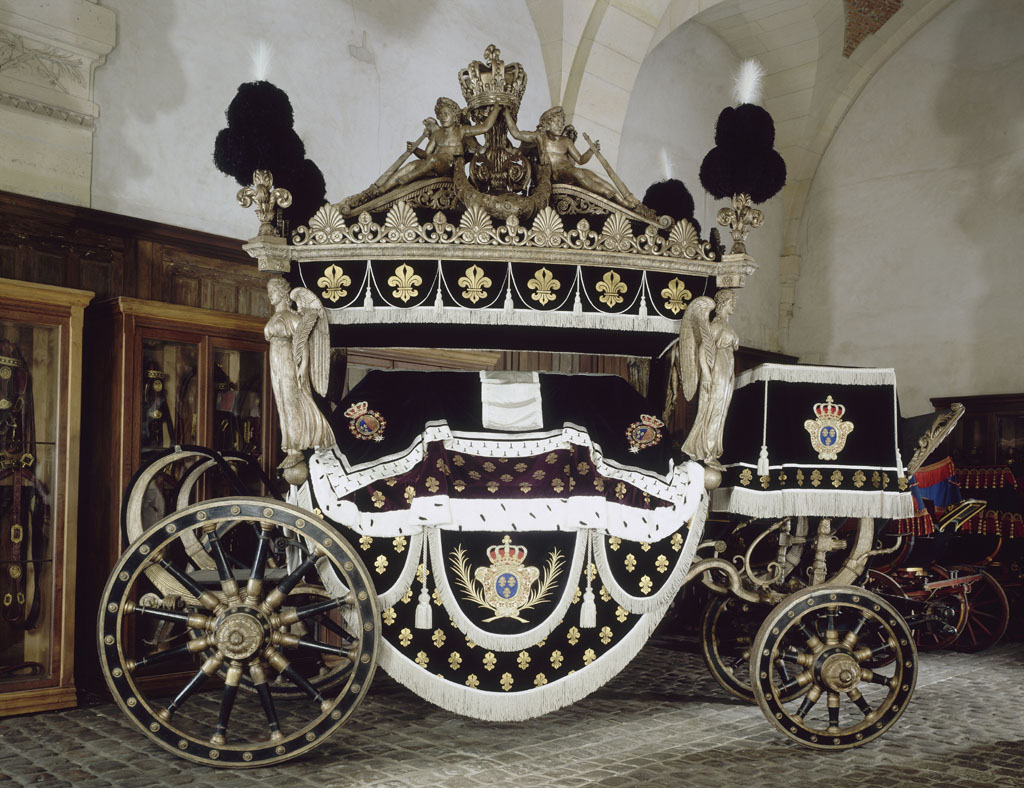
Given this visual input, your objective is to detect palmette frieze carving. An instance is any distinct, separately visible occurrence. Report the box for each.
[292,199,718,262]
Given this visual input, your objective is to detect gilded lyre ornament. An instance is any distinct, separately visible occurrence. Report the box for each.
[317,264,351,303]
[596,270,627,308]
[804,396,854,460]
[388,263,423,302]
[458,265,491,304]
[528,267,560,305]
[238,169,292,237]
[717,193,764,255]
[661,278,691,315]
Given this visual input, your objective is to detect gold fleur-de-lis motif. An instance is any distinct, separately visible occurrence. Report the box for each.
[371,491,385,509]
[599,585,611,602]
[425,476,440,493]
[405,486,416,504]
[655,555,669,574]
[583,648,596,665]
[517,651,531,670]
[740,468,753,486]
[533,673,548,687]
[317,264,351,303]
[596,270,627,308]
[398,628,413,647]
[853,470,866,488]
[458,264,492,304]
[660,277,691,315]
[624,554,637,572]
[872,471,881,489]
[388,263,422,302]
[415,651,428,668]
[374,555,388,574]
[796,469,805,486]
[550,650,564,669]
[831,470,844,488]
[483,651,497,671]
[811,469,823,487]
[567,626,580,646]
[465,674,480,688]
[401,588,413,605]
[616,605,628,622]
[432,629,445,648]
[640,541,651,553]
[500,672,514,691]
[671,533,682,552]
[639,575,653,594]
[528,267,561,305]
[393,536,407,552]
[608,536,622,551]
[449,651,462,670]
[359,535,373,550]
[382,607,396,625]
[599,626,613,645]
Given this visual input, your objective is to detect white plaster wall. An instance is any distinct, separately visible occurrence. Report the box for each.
[617,20,785,353]
[90,0,547,240]
[787,0,1024,415]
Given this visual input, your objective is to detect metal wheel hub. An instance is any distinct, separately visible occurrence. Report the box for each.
[817,650,860,693]
[213,608,267,661]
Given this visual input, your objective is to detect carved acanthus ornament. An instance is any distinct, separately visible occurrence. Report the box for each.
[238,170,293,238]
[717,193,764,255]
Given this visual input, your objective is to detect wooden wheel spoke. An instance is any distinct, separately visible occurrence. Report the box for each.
[847,687,873,716]
[130,603,209,630]
[250,662,283,740]
[212,663,244,745]
[263,552,320,613]
[165,653,223,716]
[158,558,221,611]
[795,687,821,719]
[132,642,194,670]
[245,524,275,601]
[266,647,328,706]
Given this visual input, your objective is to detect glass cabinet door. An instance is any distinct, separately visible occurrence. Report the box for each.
[212,347,264,459]
[0,319,58,685]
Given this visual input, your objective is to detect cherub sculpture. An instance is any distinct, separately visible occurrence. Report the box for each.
[504,106,640,209]
[340,97,500,212]
[265,277,334,484]
[677,289,739,467]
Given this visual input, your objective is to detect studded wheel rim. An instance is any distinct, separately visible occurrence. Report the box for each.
[750,586,917,750]
[98,498,378,767]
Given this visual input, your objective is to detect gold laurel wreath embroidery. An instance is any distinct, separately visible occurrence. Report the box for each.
[449,545,565,622]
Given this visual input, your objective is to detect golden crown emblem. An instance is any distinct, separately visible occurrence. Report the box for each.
[458,45,527,113]
[812,396,846,420]
[486,534,529,567]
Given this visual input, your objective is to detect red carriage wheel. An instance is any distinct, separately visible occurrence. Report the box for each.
[952,569,1010,652]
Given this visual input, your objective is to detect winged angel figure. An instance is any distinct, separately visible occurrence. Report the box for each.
[675,289,739,467]
[265,278,335,480]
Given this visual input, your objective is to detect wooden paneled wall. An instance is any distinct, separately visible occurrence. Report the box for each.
[0,190,268,316]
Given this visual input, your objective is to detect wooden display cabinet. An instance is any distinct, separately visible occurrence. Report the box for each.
[931,393,1024,469]
[0,278,92,716]
[75,298,277,690]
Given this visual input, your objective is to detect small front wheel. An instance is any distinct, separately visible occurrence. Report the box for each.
[750,586,916,749]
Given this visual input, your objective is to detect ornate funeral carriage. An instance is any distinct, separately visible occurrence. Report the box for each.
[96,46,960,766]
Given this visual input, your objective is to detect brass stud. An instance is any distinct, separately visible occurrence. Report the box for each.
[231,505,241,515]
[357,591,367,601]
[305,732,316,742]
[360,654,370,664]
[209,750,219,759]
[104,635,115,645]
[149,722,160,732]
[351,683,361,693]
[112,668,123,678]
[197,511,207,521]
[275,745,286,755]
[166,524,177,534]
[363,622,373,632]
[118,572,129,582]
[295,519,305,528]
[345,561,354,571]
[139,545,150,555]
[243,752,253,762]
[264,508,275,518]
[126,697,137,707]
[178,740,189,750]
[324,538,334,547]
[107,603,118,613]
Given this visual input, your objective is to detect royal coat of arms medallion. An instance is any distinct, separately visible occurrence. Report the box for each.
[345,400,387,441]
[626,414,664,453]
[803,395,854,460]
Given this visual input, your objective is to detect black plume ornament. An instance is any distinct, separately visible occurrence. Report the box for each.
[643,179,701,235]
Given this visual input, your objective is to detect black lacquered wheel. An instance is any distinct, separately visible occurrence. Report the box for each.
[98,498,378,767]
[750,586,917,750]
[700,595,770,703]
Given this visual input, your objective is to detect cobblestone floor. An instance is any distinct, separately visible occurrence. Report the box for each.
[1,639,1022,788]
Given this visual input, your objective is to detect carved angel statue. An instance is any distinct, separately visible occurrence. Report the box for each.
[265,278,335,481]
[677,289,739,467]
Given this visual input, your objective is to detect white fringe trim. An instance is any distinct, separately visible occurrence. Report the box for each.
[593,491,707,615]
[376,605,668,722]
[711,486,913,519]
[324,302,677,336]
[426,528,588,652]
[734,364,897,390]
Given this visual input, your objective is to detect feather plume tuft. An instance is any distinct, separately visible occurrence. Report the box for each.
[732,58,765,105]
[249,40,273,81]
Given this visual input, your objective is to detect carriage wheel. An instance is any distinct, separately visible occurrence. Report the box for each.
[98,498,378,767]
[700,595,762,702]
[916,565,968,651]
[952,569,1010,652]
[750,586,917,749]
